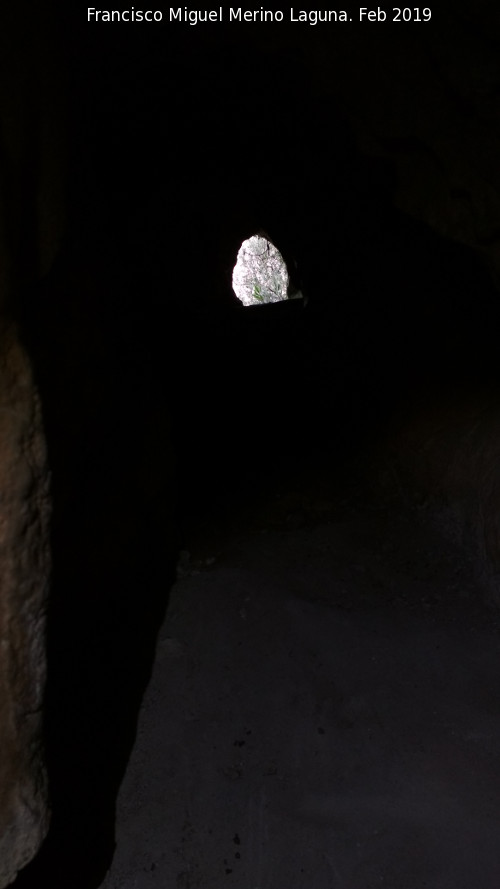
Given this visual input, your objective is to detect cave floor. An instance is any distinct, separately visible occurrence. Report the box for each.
[100,464,500,889]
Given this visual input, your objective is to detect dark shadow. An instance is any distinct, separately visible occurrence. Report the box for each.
[13,251,180,889]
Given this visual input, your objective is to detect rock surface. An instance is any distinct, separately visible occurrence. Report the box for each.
[0,323,51,889]
[99,472,500,889]
[0,4,64,882]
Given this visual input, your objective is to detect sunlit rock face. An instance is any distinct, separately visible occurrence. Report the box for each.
[232,235,289,306]
[0,323,51,888]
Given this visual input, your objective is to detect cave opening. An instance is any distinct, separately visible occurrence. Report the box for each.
[231,233,300,306]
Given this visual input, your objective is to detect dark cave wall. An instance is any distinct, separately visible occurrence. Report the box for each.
[0,322,51,889]
[0,4,66,886]
[6,5,500,887]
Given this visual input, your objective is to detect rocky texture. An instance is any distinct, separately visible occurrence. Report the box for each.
[0,4,65,883]
[100,469,500,889]
[0,322,51,889]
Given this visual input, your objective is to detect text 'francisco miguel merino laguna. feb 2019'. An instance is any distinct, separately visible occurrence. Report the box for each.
[87,8,433,24]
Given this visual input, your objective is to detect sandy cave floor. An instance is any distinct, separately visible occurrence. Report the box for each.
[99,469,500,889]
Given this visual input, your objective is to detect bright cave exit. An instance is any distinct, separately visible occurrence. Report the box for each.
[232,234,293,306]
